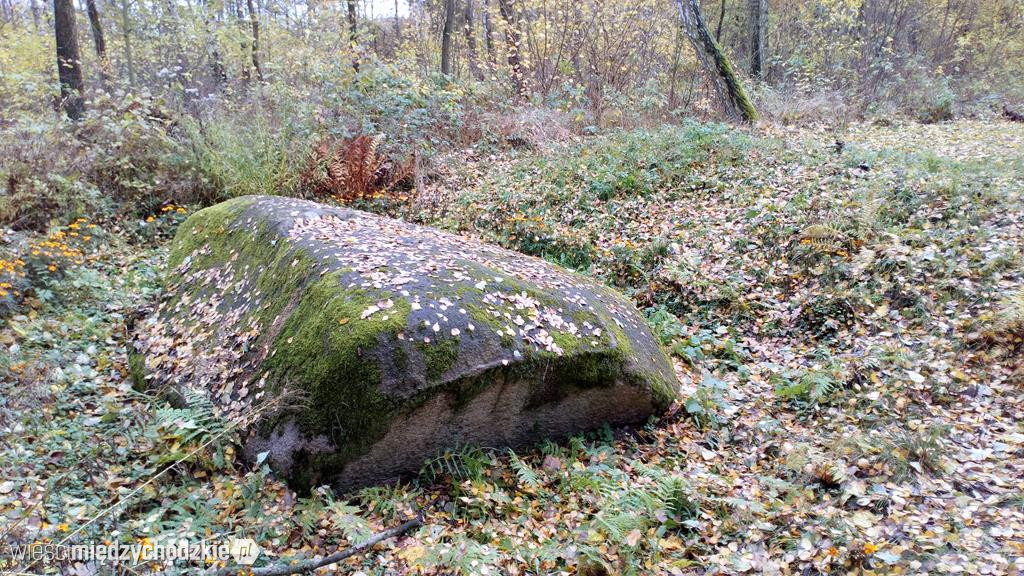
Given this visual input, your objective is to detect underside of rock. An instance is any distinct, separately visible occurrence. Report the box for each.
[131,195,678,491]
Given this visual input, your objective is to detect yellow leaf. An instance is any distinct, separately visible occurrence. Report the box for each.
[399,545,426,566]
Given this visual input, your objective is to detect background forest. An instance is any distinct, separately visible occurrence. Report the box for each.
[1,1,1023,575]
[1,0,1023,228]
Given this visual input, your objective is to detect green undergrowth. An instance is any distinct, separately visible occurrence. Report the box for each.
[5,120,1022,575]
[453,122,758,275]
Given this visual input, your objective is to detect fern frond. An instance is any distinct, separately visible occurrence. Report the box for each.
[799,224,845,253]
[994,287,1024,336]
[329,502,373,543]
[420,446,489,482]
[858,191,884,232]
[507,449,540,489]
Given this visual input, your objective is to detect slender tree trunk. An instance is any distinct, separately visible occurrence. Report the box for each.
[440,0,454,75]
[496,0,524,99]
[463,0,482,79]
[747,0,764,79]
[667,26,683,107]
[30,0,42,33]
[84,0,110,86]
[120,0,136,86]
[54,0,85,119]
[246,0,263,81]
[163,0,191,101]
[393,0,400,42]
[235,0,251,82]
[203,0,227,90]
[347,0,359,71]
[715,0,725,42]
[483,0,495,69]
[675,0,756,122]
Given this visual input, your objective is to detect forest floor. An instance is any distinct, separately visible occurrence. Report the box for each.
[1,119,1022,576]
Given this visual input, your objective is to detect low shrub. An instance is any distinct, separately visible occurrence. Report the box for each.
[0,95,212,231]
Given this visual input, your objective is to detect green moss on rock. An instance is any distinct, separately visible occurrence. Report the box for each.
[168,196,256,270]
[261,271,411,465]
[136,195,679,492]
[417,337,460,383]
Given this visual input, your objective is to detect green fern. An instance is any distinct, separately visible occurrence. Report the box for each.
[507,449,541,489]
[418,538,499,574]
[148,388,232,467]
[328,502,373,543]
[420,445,491,483]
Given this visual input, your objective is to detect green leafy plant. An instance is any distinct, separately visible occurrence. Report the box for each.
[146,388,234,470]
[420,445,493,483]
[507,449,541,489]
[685,371,731,430]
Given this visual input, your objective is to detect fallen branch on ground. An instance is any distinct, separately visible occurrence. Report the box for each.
[203,514,424,576]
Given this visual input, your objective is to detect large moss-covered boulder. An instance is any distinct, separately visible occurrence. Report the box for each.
[131,195,677,491]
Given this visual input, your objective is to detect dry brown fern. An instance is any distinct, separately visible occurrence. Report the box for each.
[301,134,394,203]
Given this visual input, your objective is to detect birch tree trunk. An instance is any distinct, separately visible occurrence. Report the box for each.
[347,0,359,71]
[120,0,136,86]
[202,0,227,90]
[30,0,41,33]
[246,0,263,81]
[483,0,495,69]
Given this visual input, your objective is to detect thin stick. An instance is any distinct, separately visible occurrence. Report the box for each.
[203,515,423,576]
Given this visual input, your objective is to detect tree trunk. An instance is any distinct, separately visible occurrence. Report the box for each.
[675,0,756,122]
[483,0,495,69]
[84,0,110,86]
[54,0,85,120]
[347,0,358,71]
[393,0,400,42]
[496,0,524,99]
[235,0,251,82]
[203,0,227,90]
[667,26,684,107]
[747,0,764,79]
[120,0,136,86]
[714,0,725,42]
[30,0,41,33]
[440,0,454,75]
[463,0,482,79]
[163,0,191,102]
[246,0,263,81]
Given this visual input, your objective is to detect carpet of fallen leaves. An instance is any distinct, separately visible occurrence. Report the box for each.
[1,120,1022,576]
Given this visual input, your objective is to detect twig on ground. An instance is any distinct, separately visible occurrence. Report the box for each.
[202,511,425,576]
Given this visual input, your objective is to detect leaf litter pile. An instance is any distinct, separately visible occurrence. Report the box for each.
[1,120,1022,575]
